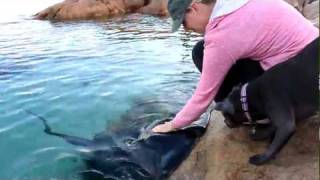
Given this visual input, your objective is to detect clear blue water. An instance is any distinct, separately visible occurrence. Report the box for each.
[0,1,202,179]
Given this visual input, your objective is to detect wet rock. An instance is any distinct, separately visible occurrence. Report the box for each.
[170,112,319,180]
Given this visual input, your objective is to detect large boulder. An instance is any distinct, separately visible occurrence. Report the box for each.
[34,0,168,20]
[170,112,319,180]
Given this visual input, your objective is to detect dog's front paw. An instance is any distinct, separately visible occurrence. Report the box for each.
[249,154,270,165]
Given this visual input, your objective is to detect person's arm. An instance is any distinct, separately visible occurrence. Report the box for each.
[171,37,237,129]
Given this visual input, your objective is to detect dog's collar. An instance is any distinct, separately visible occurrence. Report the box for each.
[240,83,253,123]
[240,83,271,126]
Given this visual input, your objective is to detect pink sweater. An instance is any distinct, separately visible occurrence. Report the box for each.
[172,0,319,129]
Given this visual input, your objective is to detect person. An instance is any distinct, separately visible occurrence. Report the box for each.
[152,0,319,133]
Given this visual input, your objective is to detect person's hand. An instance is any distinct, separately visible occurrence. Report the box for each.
[152,121,176,133]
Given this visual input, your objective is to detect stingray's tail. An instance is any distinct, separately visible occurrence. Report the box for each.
[24,109,53,135]
[24,109,93,147]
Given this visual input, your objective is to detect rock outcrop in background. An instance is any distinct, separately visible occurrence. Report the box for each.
[170,1,319,179]
[286,0,319,27]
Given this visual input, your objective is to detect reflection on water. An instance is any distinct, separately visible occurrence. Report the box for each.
[0,0,203,179]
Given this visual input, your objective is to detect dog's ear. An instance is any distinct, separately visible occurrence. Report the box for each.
[214,101,235,114]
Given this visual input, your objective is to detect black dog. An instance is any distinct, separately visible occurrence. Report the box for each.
[214,38,319,165]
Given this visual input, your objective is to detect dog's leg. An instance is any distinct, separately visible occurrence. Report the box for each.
[249,106,296,165]
[249,124,276,141]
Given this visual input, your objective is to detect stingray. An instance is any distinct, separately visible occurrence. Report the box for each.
[25,107,210,180]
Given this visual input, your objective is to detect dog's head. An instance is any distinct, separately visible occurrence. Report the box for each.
[214,86,248,128]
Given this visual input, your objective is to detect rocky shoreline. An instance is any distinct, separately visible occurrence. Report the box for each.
[170,112,319,180]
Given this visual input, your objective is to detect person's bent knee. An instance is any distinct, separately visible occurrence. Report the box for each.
[192,40,204,73]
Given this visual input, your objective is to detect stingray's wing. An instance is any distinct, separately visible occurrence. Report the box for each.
[24,109,94,147]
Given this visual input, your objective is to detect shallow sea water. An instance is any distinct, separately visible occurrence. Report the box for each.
[0,1,202,179]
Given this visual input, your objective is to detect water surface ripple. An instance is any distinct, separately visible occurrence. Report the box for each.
[0,1,202,179]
